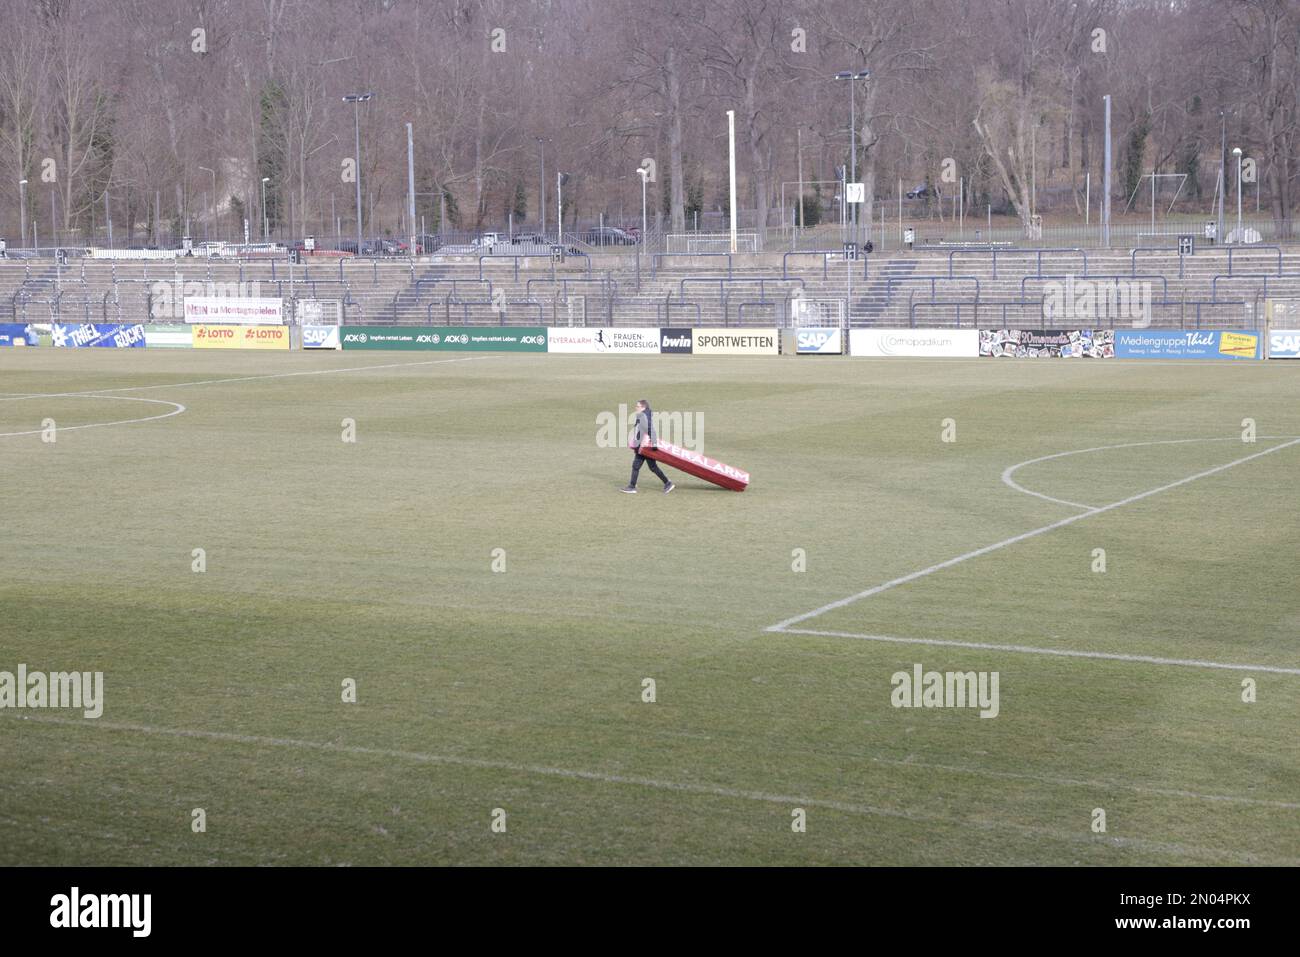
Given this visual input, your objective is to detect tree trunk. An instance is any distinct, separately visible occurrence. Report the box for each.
[666,45,686,233]
[744,66,767,241]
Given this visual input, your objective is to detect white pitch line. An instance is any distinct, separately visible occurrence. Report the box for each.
[0,354,493,401]
[769,437,1300,648]
[999,435,1276,511]
[863,755,1300,810]
[779,628,1300,676]
[0,394,187,438]
[0,716,1288,813]
[6,714,1290,863]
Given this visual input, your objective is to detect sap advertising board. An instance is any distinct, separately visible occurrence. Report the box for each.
[302,325,341,350]
[1269,330,1300,358]
[849,329,979,357]
[794,328,843,354]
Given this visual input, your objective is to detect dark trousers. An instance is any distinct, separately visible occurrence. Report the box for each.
[630,452,669,487]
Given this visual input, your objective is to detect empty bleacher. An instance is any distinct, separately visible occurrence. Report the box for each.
[2,244,1297,330]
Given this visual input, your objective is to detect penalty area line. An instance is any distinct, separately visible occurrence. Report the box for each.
[766,437,1300,675]
[775,628,1300,676]
[769,437,1300,634]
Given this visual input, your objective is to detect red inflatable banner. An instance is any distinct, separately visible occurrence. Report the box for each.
[639,439,750,492]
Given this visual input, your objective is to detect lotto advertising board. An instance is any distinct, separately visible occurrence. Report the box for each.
[191,324,291,350]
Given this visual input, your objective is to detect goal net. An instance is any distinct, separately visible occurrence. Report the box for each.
[295,298,343,325]
[1265,299,1300,325]
[667,232,762,254]
[788,297,844,327]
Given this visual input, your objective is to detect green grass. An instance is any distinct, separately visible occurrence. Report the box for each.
[1,349,1297,865]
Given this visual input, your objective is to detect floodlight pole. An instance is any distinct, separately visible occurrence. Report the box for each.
[1102,94,1112,248]
[727,110,737,254]
[537,138,545,236]
[637,168,648,247]
[850,79,856,245]
[834,71,870,247]
[406,123,417,256]
[343,92,374,253]
[1217,112,1227,243]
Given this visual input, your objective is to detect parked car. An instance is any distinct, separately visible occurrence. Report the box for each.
[511,232,547,246]
[581,226,636,246]
[906,184,935,199]
[473,232,503,250]
[414,234,442,254]
[332,238,403,256]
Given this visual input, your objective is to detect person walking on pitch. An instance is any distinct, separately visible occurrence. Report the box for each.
[621,398,674,494]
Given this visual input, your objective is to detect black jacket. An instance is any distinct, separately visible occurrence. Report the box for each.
[631,407,657,448]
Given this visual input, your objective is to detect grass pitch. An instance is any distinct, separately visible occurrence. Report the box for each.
[1,349,1297,865]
